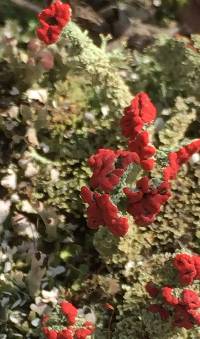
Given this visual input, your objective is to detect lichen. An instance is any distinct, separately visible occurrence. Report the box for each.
[93,220,151,266]
[2,8,200,338]
[133,35,200,105]
[158,96,198,148]
[152,163,200,251]
[113,253,200,339]
[63,22,132,114]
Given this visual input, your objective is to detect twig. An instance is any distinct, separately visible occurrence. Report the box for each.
[10,0,42,13]
[107,308,114,339]
[30,148,56,165]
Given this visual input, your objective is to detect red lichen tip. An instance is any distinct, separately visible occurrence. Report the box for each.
[36,0,71,45]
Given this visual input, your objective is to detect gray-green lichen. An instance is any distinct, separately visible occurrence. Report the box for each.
[114,312,200,339]
[2,13,200,339]
[63,22,132,114]
[133,35,200,105]
[153,163,200,251]
[158,96,198,148]
[93,220,151,265]
[113,253,200,339]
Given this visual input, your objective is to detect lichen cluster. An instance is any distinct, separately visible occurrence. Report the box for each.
[1,7,200,338]
[133,35,200,105]
[112,252,200,339]
[93,33,200,339]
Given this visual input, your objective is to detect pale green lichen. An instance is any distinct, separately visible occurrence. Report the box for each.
[113,253,200,338]
[152,163,200,251]
[94,161,200,268]
[158,96,198,148]
[93,218,152,265]
[133,35,200,105]
[63,22,132,114]
[2,12,200,339]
